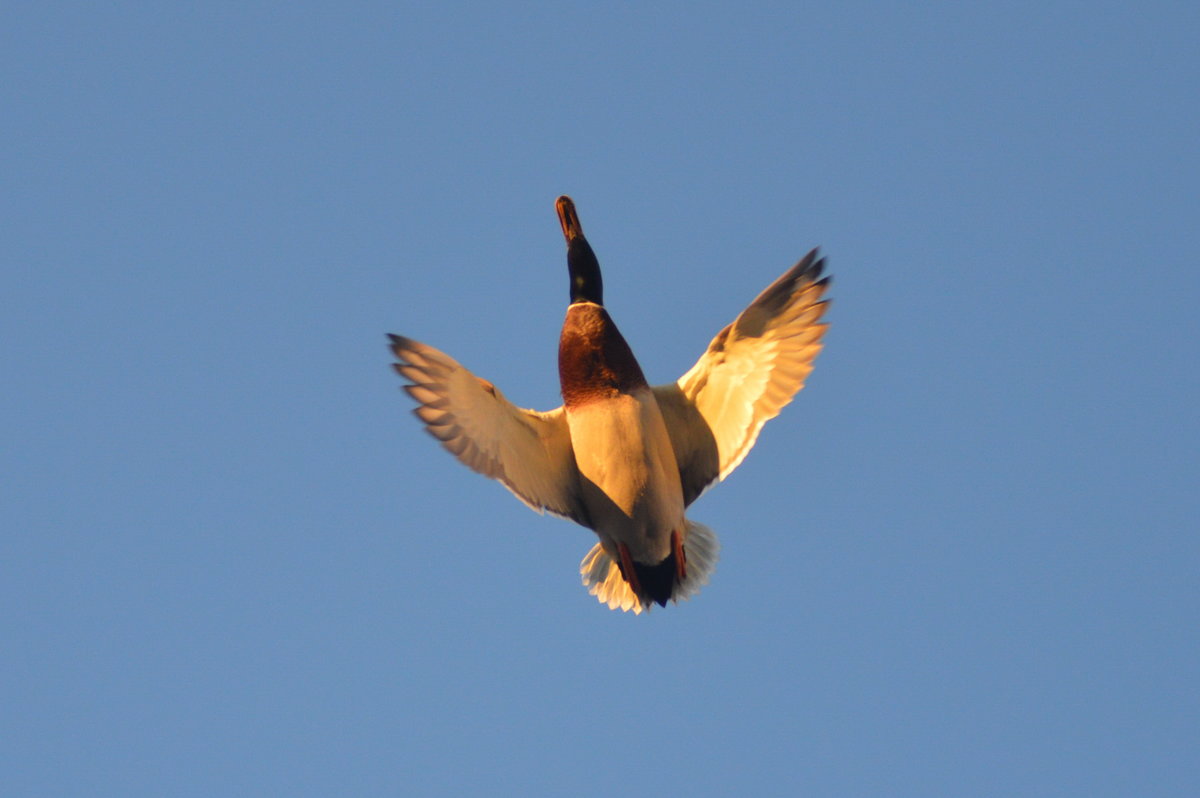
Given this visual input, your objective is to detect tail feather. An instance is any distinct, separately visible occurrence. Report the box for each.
[672,520,719,602]
[579,520,720,613]
[580,543,645,614]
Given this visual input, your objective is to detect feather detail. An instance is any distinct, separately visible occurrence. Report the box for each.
[655,250,831,505]
[579,520,720,613]
[389,335,588,524]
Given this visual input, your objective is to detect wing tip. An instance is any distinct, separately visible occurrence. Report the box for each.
[386,332,411,353]
[797,247,830,285]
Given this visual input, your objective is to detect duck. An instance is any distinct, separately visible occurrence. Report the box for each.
[389,196,830,614]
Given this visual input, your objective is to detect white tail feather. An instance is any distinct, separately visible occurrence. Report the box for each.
[674,519,719,602]
[579,519,720,613]
[579,543,645,614]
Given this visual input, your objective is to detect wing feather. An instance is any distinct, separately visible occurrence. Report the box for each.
[654,249,831,505]
[389,335,587,524]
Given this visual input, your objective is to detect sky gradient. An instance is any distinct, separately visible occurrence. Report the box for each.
[4,3,1198,796]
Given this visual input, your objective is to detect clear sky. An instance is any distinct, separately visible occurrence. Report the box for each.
[3,2,1197,796]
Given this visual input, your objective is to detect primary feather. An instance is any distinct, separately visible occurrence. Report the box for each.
[653,250,830,505]
[389,335,586,524]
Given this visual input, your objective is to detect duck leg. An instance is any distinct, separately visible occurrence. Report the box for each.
[671,528,687,582]
[616,542,643,598]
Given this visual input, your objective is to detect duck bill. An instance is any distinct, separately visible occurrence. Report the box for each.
[556,195,583,241]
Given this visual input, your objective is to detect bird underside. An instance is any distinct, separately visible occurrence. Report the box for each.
[580,519,720,614]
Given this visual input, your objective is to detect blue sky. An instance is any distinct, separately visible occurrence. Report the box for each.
[3,2,1197,795]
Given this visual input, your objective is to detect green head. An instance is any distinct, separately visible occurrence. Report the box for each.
[556,195,603,305]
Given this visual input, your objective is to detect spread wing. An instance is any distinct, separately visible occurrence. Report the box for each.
[389,335,587,525]
[653,249,830,506]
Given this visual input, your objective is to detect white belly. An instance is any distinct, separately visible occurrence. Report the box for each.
[565,388,685,562]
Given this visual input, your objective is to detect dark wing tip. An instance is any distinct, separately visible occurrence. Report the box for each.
[796,248,827,282]
[796,250,832,298]
[743,247,829,317]
[387,333,412,355]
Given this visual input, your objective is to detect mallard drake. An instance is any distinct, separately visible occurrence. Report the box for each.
[389,196,830,613]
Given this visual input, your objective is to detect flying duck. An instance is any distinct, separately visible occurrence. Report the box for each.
[389,196,830,613]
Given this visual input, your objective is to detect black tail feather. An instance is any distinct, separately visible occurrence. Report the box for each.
[630,553,678,608]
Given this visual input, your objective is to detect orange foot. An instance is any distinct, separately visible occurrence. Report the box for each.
[671,528,687,581]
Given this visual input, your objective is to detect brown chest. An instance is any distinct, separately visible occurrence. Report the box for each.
[558,303,649,408]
